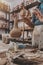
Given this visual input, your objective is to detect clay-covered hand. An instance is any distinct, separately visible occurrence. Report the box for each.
[33,8,43,22]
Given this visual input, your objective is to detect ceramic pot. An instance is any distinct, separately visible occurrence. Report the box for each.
[10,27,21,38]
[10,14,21,38]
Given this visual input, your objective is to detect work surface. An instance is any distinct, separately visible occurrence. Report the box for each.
[8,49,43,65]
[0,40,43,65]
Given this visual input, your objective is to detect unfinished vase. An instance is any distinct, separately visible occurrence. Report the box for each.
[10,14,21,38]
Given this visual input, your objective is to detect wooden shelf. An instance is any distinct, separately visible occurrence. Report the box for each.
[0,17,9,22]
[0,5,10,33]
[21,28,33,31]
[0,28,9,30]
[11,1,40,13]
[19,26,33,32]
[9,21,14,23]
[8,38,31,44]
[0,9,10,13]
[0,28,9,34]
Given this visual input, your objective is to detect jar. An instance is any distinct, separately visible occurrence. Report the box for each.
[10,14,21,38]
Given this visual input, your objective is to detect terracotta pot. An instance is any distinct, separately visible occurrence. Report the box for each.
[10,14,22,38]
[10,28,21,38]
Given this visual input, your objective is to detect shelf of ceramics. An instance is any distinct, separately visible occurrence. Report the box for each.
[0,2,10,13]
[0,22,9,29]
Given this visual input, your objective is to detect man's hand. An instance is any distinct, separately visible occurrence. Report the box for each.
[33,8,43,22]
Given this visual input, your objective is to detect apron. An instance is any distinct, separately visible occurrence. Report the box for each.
[32,25,43,49]
[32,3,43,49]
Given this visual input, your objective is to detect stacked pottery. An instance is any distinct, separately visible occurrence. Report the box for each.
[10,13,21,38]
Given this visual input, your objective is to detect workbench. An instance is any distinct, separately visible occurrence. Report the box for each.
[12,49,43,65]
[6,48,43,65]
